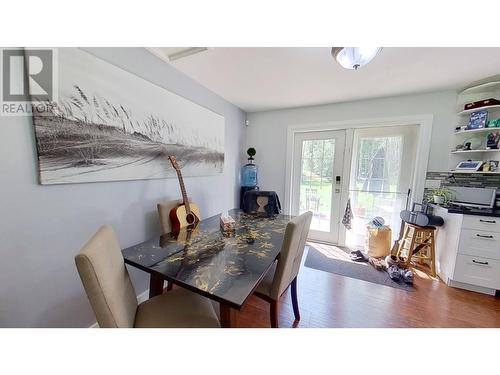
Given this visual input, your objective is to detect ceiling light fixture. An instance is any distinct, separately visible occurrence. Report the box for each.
[331,47,382,70]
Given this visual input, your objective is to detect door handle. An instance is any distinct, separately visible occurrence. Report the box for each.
[479,219,496,224]
[472,259,489,265]
[476,234,494,239]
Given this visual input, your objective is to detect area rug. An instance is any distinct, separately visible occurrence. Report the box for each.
[304,244,413,291]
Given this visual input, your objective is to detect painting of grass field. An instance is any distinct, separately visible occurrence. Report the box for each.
[31,48,224,185]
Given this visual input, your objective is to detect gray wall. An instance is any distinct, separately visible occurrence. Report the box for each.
[0,48,246,327]
[246,90,457,201]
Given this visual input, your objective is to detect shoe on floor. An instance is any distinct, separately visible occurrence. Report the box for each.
[350,250,368,262]
[369,257,386,270]
[400,268,414,284]
[387,265,401,281]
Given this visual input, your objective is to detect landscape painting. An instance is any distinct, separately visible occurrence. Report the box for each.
[30,48,225,185]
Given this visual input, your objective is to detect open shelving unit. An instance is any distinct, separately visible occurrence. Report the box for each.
[449,77,500,174]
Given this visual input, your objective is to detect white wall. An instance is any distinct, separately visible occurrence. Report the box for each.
[0,48,246,327]
[246,90,457,201]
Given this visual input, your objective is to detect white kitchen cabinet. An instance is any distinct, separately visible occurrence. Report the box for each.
[434,206,500,295]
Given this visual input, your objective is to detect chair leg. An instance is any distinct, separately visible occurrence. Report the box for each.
[270,300,279,328]
[291,277,300,321]
[166,281,173,291]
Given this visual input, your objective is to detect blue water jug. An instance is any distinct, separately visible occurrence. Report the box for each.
[241,159,258,187]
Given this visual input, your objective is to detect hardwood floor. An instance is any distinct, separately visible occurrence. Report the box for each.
[231,243,500,328]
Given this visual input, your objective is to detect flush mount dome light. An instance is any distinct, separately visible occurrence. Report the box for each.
[331,47,382,70]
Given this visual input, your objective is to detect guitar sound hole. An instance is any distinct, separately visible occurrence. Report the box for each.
[186,213,196,224]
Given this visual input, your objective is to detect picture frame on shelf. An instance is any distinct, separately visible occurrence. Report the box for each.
[467,110,488,130]
[454,160,483,171]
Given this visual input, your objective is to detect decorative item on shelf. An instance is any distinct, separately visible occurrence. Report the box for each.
[486,131,500,149]
[467,110,488,130]
[453,143,465,151]
[428,188,454,205]
[488,118,500,128]
[464,98,500,111]
[462,137,483,150]
[454,160,484,171]
[486,160,499,172]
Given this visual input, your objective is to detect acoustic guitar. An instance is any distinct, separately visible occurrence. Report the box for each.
[168,155,201,232]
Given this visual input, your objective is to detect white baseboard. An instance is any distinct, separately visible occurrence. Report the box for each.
[88,289,150,328]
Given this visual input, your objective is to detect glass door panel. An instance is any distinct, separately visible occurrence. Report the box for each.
[292,130,345,243]
[346,126,418,249]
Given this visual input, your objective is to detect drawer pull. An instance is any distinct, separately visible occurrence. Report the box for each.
[476,234,494,239]
[479,219,496,224]
[472,259,489,265]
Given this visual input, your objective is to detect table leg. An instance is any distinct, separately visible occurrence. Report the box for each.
[219,303,235,328]
[149,273,164,298]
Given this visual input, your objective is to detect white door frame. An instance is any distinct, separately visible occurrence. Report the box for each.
[284,114,434,246]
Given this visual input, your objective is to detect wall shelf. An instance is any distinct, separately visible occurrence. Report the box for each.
[449,170,500,175]
[459,80,500,95]
[457,104,500,115]
[450,149,500,154]
[453,127,500,135]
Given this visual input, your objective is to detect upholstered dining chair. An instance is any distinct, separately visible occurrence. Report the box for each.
[75,225,220,328]
[253,211,312,328]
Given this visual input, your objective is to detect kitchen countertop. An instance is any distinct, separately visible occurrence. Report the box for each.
[432,204,500,217]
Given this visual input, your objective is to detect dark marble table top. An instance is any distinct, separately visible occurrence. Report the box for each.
[122,209,294,309]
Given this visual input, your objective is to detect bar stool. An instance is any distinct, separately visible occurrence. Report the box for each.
[396,223,436,277]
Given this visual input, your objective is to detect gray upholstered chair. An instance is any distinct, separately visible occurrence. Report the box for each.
[75,225,220,328]
[253,211,312,328]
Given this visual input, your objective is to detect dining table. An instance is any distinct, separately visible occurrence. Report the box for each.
[122,208,294,327]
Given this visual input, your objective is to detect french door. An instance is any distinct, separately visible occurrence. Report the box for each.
[291,130,346,243]
[345,125,419,249]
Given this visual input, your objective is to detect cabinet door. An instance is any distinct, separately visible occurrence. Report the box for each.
[453,254,500,289]
[462,215,500,233]
[458,229,500,260]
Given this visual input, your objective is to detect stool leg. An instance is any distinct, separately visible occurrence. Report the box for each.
[429,232,436,277]
[406,232,416,268]
[396,224,408,260]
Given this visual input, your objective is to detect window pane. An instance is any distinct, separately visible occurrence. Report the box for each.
[299,139,335,232]
[347,134,405,249]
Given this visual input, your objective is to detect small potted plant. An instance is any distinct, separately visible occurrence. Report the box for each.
[430,187,453,205]
[247,147,256,160]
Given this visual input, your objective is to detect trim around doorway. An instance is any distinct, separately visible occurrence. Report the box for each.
[284,114,434,245]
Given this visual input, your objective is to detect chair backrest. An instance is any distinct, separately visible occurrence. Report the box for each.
[75,225,138,328]
[270,211,312,299]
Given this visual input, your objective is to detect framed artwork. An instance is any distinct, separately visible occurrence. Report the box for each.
[30,48,225,185]
[467,110,488,130]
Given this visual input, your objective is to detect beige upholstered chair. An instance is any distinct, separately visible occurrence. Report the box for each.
[157,200,177,235]
[254,211,312,328]
[75,225,220,328]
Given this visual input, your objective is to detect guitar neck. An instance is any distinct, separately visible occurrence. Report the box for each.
[175,169,191,214]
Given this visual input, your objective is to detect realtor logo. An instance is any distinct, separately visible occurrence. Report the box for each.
[1,48,58,115]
